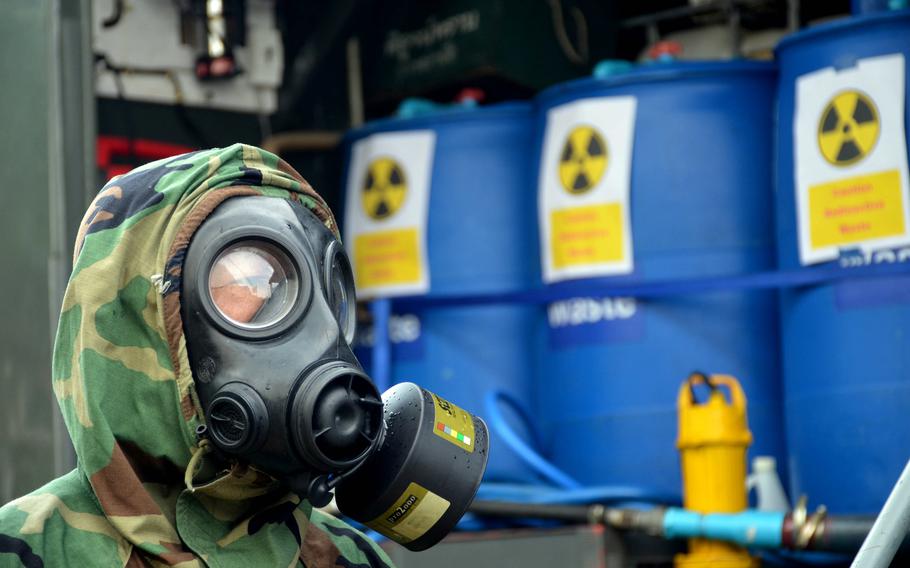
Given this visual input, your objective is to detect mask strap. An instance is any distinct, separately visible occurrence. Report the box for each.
[184,439,212,492]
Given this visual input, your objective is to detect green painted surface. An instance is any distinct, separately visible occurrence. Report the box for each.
[0,1,57,503]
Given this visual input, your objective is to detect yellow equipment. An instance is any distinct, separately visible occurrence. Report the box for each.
[676,373,758,568]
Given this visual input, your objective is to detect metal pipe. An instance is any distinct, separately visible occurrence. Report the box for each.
[345,37,364,127]
[852,459,910,568]
[469,500,605,524]
[609,504,910,555]
[803,516,886,554]
[468,499,910,558]
[259,131,343,155]
[812,516,910,556]
[727,0,742,58]
[787,0,801,33]
[621,1,728,28]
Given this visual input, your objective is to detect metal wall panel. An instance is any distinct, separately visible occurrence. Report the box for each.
[384,526,612,568]
[0,0,93,504]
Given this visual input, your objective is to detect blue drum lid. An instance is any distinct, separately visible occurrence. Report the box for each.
[775,9,910,57]
[536,60,776,108]
[344,101,533,142]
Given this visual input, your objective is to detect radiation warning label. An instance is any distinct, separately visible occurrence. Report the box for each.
[794,53,910,265]
[344,131,434,298]
[538,97,636,282]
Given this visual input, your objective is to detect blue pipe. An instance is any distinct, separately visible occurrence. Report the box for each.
[663,507,786,548]
[370,299,392,393]
[392,261,910,310]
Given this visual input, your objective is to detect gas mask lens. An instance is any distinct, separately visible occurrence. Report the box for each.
[208,240,299,329]
[324,243,356,343]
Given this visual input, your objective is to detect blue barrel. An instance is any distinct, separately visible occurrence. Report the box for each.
[852,0,908,14]
[535,62,786,497]
[343,103,539,483]
[776,11,910,514]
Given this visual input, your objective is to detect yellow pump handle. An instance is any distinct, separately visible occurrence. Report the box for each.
[678,372,747,411]
[677,372,752,449]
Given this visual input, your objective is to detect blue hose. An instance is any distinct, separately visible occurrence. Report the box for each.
[484,390,582,489]
[483,389,682,504]
[477,482,679,506]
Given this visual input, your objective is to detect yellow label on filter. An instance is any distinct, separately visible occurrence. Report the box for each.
[353,228,422,289]
[808,169,906,249]
[366,482,451,544]
[550,203,625,269]
[432,393,475,453]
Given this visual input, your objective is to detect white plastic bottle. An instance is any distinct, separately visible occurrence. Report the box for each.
[746,456,791,512]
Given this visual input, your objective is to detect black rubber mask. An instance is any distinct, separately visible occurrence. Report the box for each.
[182,196,488,551]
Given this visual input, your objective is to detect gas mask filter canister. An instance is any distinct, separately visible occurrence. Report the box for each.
[181,196,488,550]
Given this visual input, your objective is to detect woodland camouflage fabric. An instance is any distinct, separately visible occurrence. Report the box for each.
[0,144,395,568]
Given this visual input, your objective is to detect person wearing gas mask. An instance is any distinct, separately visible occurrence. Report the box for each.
[0,144,487,567]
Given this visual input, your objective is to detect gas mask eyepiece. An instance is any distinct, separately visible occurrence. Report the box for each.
[207,241,299,329]
[181,196,489,551]
[323,241,356,345]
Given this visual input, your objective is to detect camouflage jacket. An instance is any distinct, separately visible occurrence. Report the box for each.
[0,145,396,568]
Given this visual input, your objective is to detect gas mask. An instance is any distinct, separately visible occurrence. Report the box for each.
[181,196,488,550]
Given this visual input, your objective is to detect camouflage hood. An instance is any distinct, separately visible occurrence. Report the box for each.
[4,144,392,567]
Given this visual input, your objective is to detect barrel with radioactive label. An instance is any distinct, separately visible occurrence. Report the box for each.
[534,62,785,497]
[342,103,538,483]
[776,10,910,514]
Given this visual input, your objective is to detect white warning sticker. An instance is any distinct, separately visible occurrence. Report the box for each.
[538,97,637,283]
[343,131,435,298]
[794,53,910,265]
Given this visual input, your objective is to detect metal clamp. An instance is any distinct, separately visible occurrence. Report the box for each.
[792,495,828,549]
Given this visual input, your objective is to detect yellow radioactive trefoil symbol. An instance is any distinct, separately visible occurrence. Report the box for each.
[558,125,608,195]
[362,157,408,220]
[817,90,880,167]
